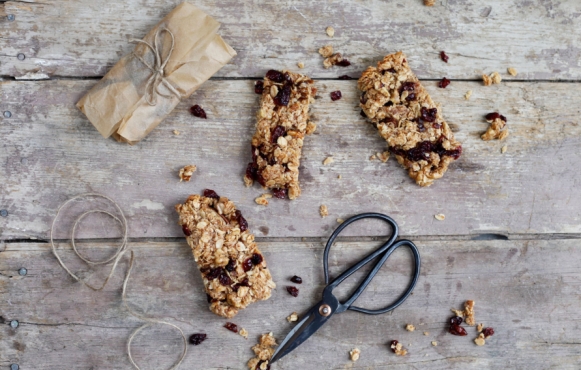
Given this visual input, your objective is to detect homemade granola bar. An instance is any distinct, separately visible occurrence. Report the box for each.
[175,190,276,318]
[358,52,462,186]
[244,70,317,199]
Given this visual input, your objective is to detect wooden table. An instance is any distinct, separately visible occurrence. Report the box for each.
[1,1,581,369]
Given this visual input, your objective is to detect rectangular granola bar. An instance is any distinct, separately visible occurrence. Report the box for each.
[358,52,462,186]
[175,190,276,318]
[244,70,317,199]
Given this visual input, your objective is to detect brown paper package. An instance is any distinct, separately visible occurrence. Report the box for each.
[77,2,237,144]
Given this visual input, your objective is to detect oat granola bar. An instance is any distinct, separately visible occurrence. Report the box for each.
[175,190,276,318]
[358,52,462,186]
[244,70,317,199]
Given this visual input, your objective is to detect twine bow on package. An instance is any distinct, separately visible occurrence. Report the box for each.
[77,2,236,144]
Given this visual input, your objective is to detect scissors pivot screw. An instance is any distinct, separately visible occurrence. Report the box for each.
[319,304,332,317]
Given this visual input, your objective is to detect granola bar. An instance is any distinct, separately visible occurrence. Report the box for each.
[244,70,317,199]
[175,191,276,318]
[358,51,462,187]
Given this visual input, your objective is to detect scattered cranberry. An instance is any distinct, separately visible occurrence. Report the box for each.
[421,107,438,122]
[255,361,271,370]
[251,253,263,265]
[449,324,468,336]
[482,327,495,338]
[338,75,352,80]
[336,59,351,67]
[287,286,299,297]
[182,224,192,236]
[440,51,449,63]
[235,210,248,232]
[485,112,507,122]
[203,189,220,199]
[255,80,264,94]
[389,340,399,353]
[450,316,463,326]
[438,77,451,88]
[271,125,286,144]
[246,162,259,181]
[190,105,207,119]
[500,114,507,122]
[290,275,302,284]
[189,333,207,345]
[272,188,287,199]
[274,84,291,106]
[265,70,285,83]
[224,322,238,333]
[330,91,342,101]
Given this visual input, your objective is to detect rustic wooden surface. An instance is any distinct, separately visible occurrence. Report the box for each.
[1,0,581,369]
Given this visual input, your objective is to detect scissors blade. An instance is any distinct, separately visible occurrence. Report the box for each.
[270,302,329,364]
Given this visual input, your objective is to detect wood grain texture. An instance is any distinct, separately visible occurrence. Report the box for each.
[1,239,580,369]
[2,79,581,240]
[1,0,581,80]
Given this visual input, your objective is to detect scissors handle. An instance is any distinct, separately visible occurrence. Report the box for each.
[322,213,421,315]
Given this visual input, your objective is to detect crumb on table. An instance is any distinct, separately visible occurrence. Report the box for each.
[508,67,518,76]
[326,26,335,37]
[406,324,415,332]
[320,204,329,217]
[323,156,334,165]
[255,194,272,206]
[287,312,298,322]
[349,348,360,361]
[178,165,197,182]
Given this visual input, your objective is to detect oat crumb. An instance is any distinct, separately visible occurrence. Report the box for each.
[508,67,518,76]
[173,129,180,135]
[349,348,360,362]
[464,300,476,326]
[337,174,342,179]
[319,204,329,218]
[434,213,445,221]
[501,145,508,154]
[255,194,272,206]
[323,156,334,165]
[405,324,415,332]
[423,331,430,336]
[369,154,377,160]
[424,0,435,5]
[377,151,390,162]
[297,61,305,69]
[491,71,502,84]
[287,312,299,322]
[240,328,249,339]
[431,341,438,346]
[391,342,408,356]
[477,323,484,332]
[464,90,472,100]
[451,308,465,317]
[326,26,335,37]
[178,165,197,182]
[319,45,334,58]
[482,74,492,86]
[474,334,486,346]
[337,218,344,224]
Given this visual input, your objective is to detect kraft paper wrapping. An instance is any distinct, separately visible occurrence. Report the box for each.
[76,2,237,144]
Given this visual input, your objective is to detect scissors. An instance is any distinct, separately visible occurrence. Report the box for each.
[270,212,421,364]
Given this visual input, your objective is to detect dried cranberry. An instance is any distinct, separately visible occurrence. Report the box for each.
[417,121,425,132]
[290,275,302,284]
[450,316,463,325]
[500,115,507,122]
[273,84,291,106]
[400,81,416,92]
[235,210,248,232]
[190,104,207,119]
[242,258,253,272]
[360,93,368,104]
[384,101,394,107]
[251,253,263,265]
[390,340,399,353]
[386,68,397,73]
[203,189,220,199]
[449,324,467,336]
[360,110,367,118]
[218,271,233,286]
[482,327,495,337]
[271,125,286,144]
[438,77,451,88]
[256,171,267,187]
[206,294,213,303]
[485,112,499,121]
[225,259,236,272]
[255,80,264,94]
[206,267,224,280]
[246,162,259,181]
[406,93,416,101]
[440,51,449,63]
[232,277,250,292]
[272,188,287,199]
[432,122,442,129]
[330,91,342,101]
[255,361,271,370]
[287,286,299,297]
[182,224,192,236]
[189,333,207,345]
[338,75,352,80]
[224,322,238,333]
[336,59,351,67]
[265,70,285,83]
[421,107,438,122]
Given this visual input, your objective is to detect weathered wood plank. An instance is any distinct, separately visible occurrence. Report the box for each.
[2,79,581,239]
[1,239,580,369]
[1,0,581,80]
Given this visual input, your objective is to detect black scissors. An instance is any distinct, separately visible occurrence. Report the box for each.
[270,213,421,364]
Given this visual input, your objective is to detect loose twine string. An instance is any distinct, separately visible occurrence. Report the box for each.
[50,193,187,370]
[131,27,183,106]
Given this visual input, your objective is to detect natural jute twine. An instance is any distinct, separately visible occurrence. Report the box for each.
[50,193,187,369]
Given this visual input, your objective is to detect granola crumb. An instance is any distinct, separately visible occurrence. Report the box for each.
[320,204,329,217]
[287,312,299,322]
[255,194,272,206]
[240,328,249,339]
[434,213,445,221]
[297,61,305,69]
[464,300,476,326]
[369,154,377,160]
[337,218,344,224]
[337,174,342,179]
[377,151,390,163]
[508,67,518,76]
[178,165,197,182]
[451,308,465,317]
[405,324,415,332]
[501,145,508,154]
[474,333,486,346]
[319,45,334,58]
[326,26,335,37]
[482,74,493,86]
[431,341,438,346]
[423,331,430,336]
[349,348,360,361]
[424,0,435,5]
[173,129,180,135]
[247,332,277,369]
[477,323,484,332]
[391,341,408,356]
[464,90,472,100]
[323,156,334,165]
[482,116,509,141]
[491,71,502,84]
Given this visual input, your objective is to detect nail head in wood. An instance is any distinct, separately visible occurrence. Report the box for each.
[18,268,27,276]
[17,53,25,61]
[3,111,11,118]
[11,364,19,370]
[0,210,8,217]
[7,14,15,21]
[10,320,19,328]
